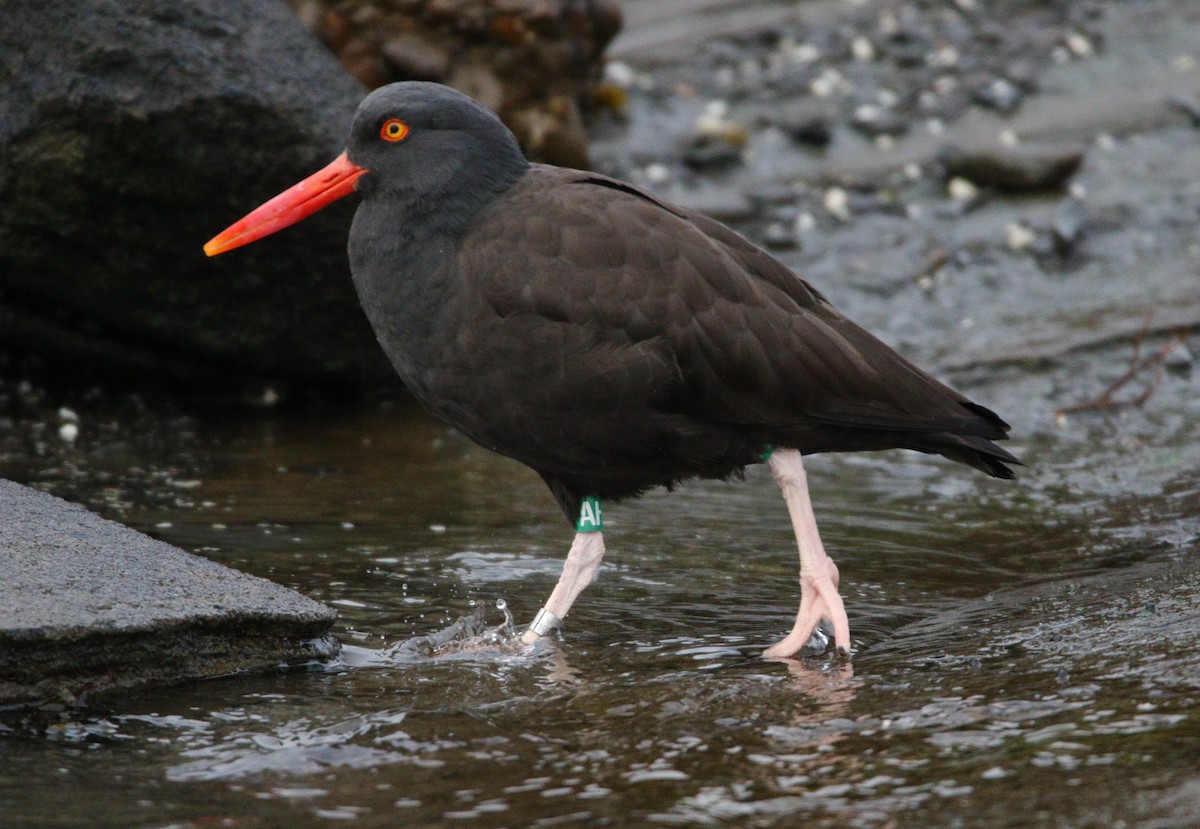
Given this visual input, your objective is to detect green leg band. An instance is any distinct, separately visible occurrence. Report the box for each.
[576,495,603,533]
[759,445,776,463]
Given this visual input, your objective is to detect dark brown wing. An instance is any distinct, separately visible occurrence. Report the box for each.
[448,166,1016,508]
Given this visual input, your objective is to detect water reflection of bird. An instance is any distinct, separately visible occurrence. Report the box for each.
[206,82,1019,658]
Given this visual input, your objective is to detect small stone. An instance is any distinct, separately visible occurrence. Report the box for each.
[1066,31,1094,58]
[947,176,980,202]
[58,423,79,444]
[940,143,1084,192]
[824,187,851,221]
[1166,95,1200,128]
[851,36,875,62]
[681,134,743,170]
[1006,222,1035,251]
[971,76,1022,113]
[790,43,820,64]
[1164,342,1193,370]
[604,60,635,88]
[775,101,834,148]
[643,163,670,185]
[762,222,798,250]
[851,105,908,137]
[1052,197,1087,255]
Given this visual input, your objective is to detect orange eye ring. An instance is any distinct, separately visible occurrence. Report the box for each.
[380,118,409,142]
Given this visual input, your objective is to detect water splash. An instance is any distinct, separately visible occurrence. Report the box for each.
[362,598,525,662]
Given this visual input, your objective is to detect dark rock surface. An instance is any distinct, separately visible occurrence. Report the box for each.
[0,478,338,708]
[0,0,395,398]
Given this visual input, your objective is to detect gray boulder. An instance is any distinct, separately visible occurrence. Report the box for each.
[0,478,338,707]
[0,0,396,397]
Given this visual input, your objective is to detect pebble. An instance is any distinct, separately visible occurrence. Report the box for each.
[824,187,851,221]
[1006,222,1036,251]
[681,134,743,169]
[762,222,798,250]
[851,104,909,137]
[851,36,875,62]
[1164,343,1193,371]
[1052,196,1087,255]
[947,176,980,202]
[776,109,833,148]
[1066,31,1094,58]
[940,143,1084,191]
[971,76,1022,113]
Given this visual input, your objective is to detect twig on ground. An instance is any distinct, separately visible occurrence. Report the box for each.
[1054,329,1187,417]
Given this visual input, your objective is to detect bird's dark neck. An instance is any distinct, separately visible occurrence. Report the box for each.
[348,154,528,387]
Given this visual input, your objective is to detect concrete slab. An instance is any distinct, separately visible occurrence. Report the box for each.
[0,479,338,707]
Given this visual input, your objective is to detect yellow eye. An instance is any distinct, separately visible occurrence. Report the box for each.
[380,118,409,142]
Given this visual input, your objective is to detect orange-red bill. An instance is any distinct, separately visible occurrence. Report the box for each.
[204,152,367,257]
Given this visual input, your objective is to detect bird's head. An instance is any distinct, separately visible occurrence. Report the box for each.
[204,82,527,257]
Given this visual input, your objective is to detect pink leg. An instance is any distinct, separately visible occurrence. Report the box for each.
[521,531,606,645]
[764,448,852,658]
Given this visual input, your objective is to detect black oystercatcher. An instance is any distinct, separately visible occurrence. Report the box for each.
[206,82,1018,658]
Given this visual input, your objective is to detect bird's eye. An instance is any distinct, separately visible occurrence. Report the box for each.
[380,119,410,142]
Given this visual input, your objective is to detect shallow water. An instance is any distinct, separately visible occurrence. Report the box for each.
[3,386,1198,827]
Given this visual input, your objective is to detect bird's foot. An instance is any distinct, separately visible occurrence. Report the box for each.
[763,554,851,659]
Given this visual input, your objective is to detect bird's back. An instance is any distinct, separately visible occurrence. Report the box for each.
[397,165,1016,518]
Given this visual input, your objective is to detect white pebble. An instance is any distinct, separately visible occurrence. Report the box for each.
[854,103,880,123]
[795,211,816,233]
[644,163,670,185]
[791,43,820,64]
[903,162,923,180]
[948,177,979,202]
[998,128,1020,146]
[851,36,875,62]
[1173,54,1196,71]
[1006,222,1036,250]
[58,423,79,443]
[57,407,79,423]
[1069,182,1088,200]
[930,45,959,67]
[604,60,635,88]
[810,67,846,98]
[926,117,946,135]
[695,100,731,135]
[824,187,851,221]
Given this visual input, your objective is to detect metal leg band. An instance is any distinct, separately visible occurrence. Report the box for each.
[527,607,562,637]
